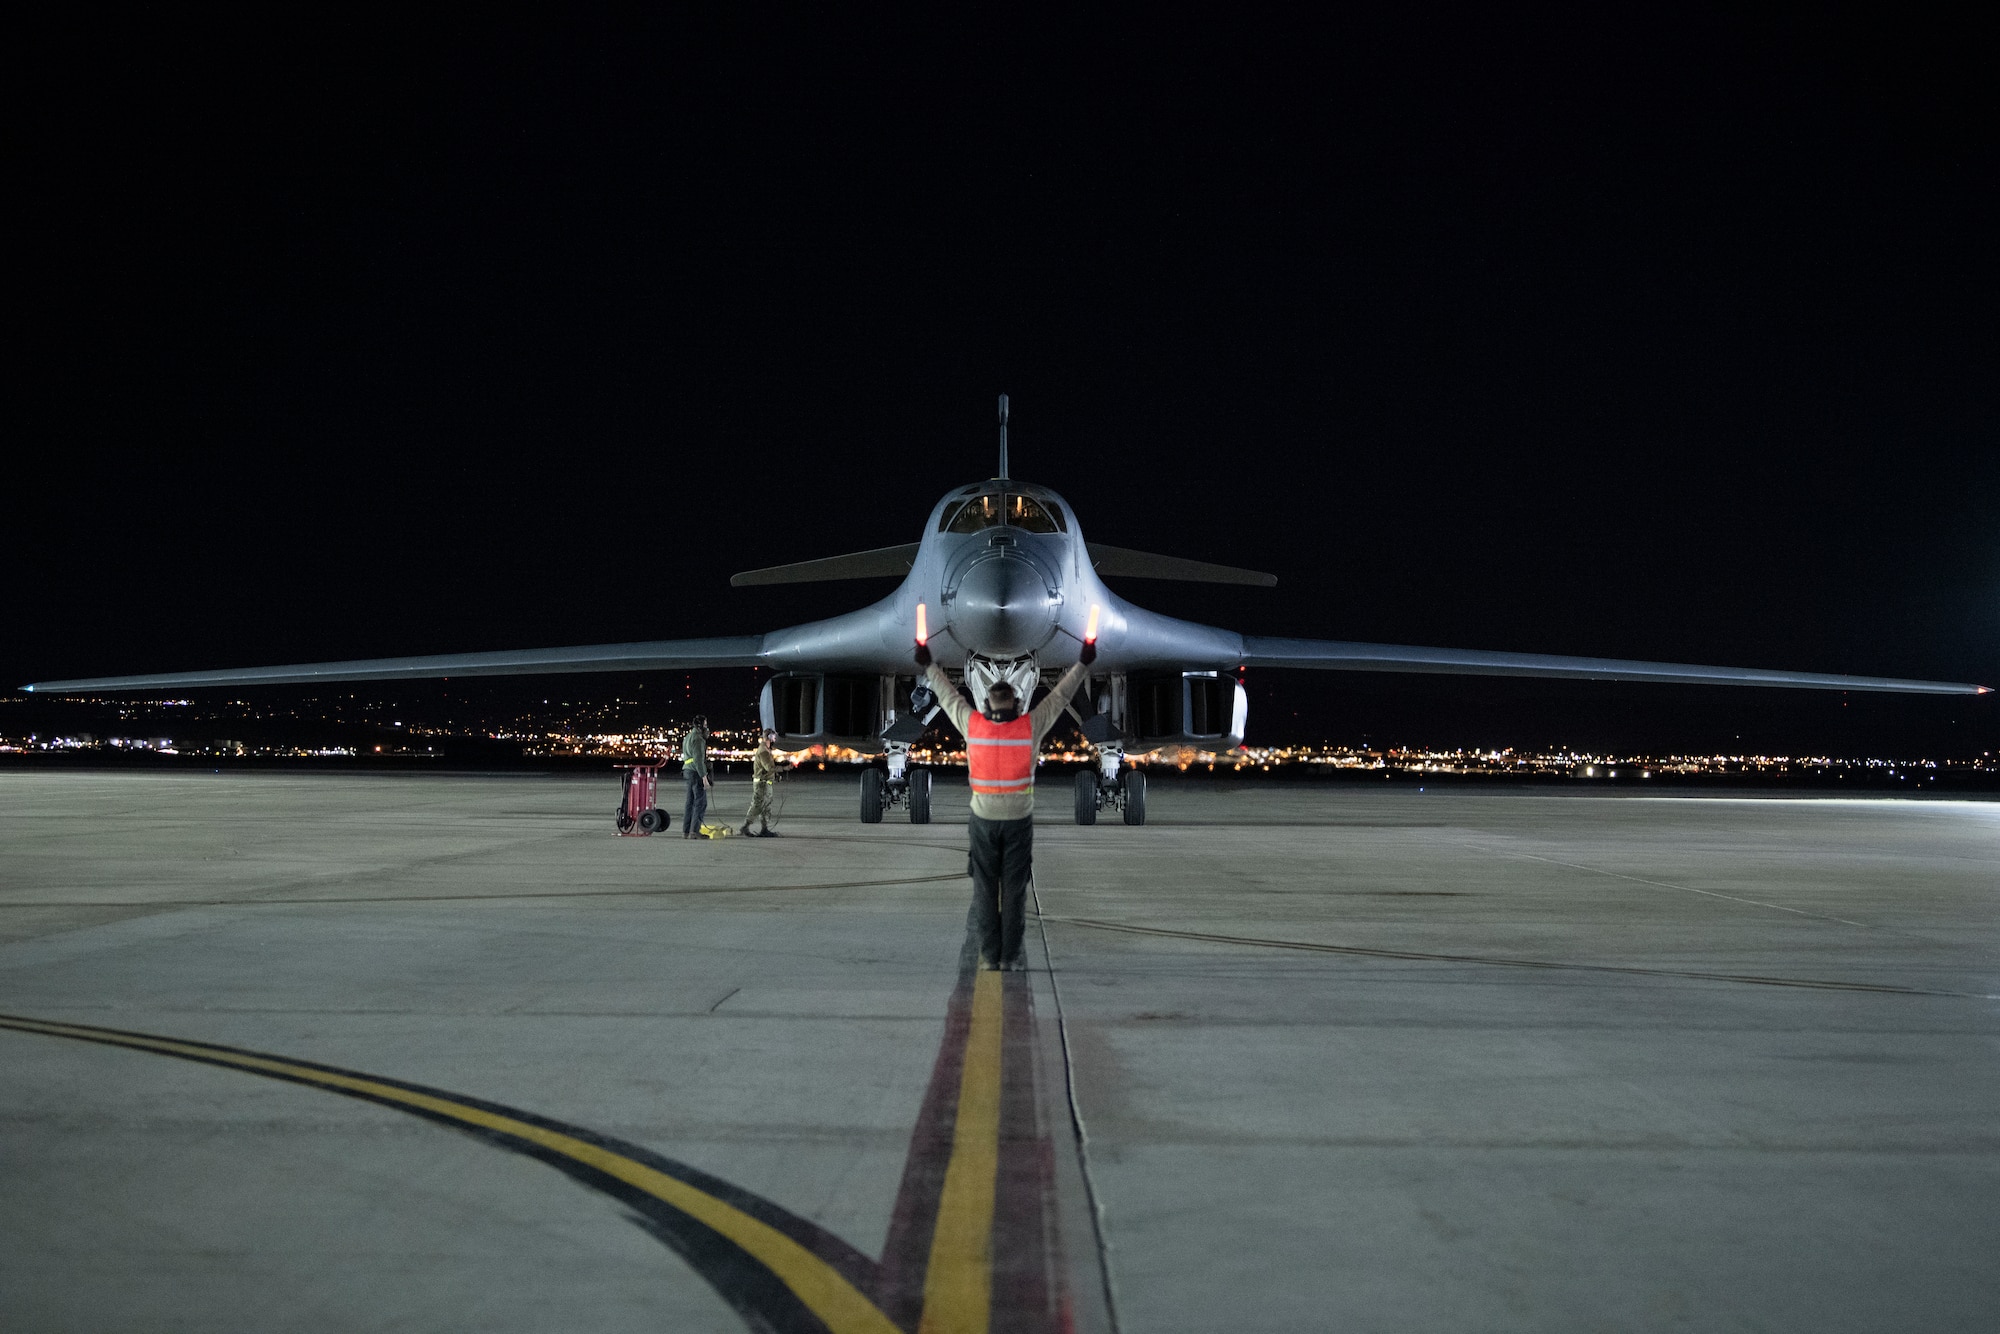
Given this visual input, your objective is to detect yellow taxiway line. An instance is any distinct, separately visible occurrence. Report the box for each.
[917,969,1005,1334]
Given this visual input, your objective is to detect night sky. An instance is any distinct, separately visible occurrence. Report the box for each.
[9,10,1996,756]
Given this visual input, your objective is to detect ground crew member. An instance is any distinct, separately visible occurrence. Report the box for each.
[915,639,1094,969]
[680,715,710,837]
[740,729,781,836]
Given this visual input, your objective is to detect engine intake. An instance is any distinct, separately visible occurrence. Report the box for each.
[759,672,883,749]
[1126,671,1247,751]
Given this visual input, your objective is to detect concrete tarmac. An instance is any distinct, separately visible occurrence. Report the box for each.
[2,770,1996,1332]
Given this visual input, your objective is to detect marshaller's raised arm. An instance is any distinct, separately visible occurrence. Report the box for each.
[1029,662,1090,740]
[923,662,973,734]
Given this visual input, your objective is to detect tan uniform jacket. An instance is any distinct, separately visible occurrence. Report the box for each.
[752,745,778,784]
[923,660,1088,821]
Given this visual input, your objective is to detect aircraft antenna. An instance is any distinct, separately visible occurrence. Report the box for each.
[997,393,1010,480]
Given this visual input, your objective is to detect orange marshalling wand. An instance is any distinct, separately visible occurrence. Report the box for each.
[1085,604,1100,643]
[915,602,928,646]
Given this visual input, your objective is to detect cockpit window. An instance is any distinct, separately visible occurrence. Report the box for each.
[1004,493,1064,533]
[944,493,1001,532]
[940,492,1067,534]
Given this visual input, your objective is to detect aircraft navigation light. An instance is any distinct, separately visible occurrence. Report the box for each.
[1085,604,1100,643]
[915,602,928,646]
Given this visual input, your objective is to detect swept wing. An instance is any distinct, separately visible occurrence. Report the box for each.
[1088,543,1277,586]
[21,636,766,694]
[730,544,920,586]
[1237,635,1989,695]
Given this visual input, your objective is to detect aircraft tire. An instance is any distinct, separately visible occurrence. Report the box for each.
[909,767,932,824]
[1121,769,1147,826]
[860,768,884,823]
[1074,770,1098,825]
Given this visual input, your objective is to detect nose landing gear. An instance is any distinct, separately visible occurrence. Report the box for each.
[1073,759,1147,825]
[861,764,933,823]
[860,689,941,824]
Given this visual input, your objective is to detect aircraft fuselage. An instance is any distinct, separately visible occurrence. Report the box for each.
[758,478,1239,678]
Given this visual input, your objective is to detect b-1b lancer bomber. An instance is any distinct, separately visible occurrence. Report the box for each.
[26,397,1989,824]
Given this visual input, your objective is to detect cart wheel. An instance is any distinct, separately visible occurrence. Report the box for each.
[909,767,932,824]
[638,808,668,834]
[860,768,884,823]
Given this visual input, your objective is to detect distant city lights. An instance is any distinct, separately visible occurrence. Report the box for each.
[0,693,1992,782]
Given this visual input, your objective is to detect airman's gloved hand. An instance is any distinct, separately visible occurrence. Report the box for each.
[914,641,932,667]
[1078,639,1097,666]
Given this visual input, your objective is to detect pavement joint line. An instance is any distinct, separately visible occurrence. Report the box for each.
[0,1009,901,1334]
[0,872,967,908]
[779,834,974,855]
[1469,843,1876,928]
[1036,916,2000,1000]
[1030,879,1123,1334]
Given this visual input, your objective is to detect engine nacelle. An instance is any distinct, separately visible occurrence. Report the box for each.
[759,672,924,753]
[1125,671,1247,752]
[759,672,879,750]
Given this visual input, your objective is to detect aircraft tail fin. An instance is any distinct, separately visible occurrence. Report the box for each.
[997,393,1010,479]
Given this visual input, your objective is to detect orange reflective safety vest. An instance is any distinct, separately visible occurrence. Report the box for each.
[966,710,1037,797]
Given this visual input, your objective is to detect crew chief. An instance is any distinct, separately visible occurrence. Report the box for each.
[915,639,1093,969]
[680,714,710,838]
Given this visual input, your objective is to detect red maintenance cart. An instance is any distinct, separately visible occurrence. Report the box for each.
[614,763,672,835]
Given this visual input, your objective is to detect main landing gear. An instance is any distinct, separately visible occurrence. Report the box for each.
[861,764,932,824]
[1073,766,1146,825]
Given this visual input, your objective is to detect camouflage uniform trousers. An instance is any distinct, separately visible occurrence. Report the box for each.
[743,780,777,828]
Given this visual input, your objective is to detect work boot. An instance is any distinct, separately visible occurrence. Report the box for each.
[759,822,772,837]
[739,824,751,837]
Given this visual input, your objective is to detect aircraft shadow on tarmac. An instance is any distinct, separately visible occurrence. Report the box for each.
[0,953,1093,1334]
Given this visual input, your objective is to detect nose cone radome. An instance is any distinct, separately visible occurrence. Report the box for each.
[951,555,1055,658]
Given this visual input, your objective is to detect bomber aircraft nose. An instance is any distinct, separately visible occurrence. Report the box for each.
[949,553,1056,658]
